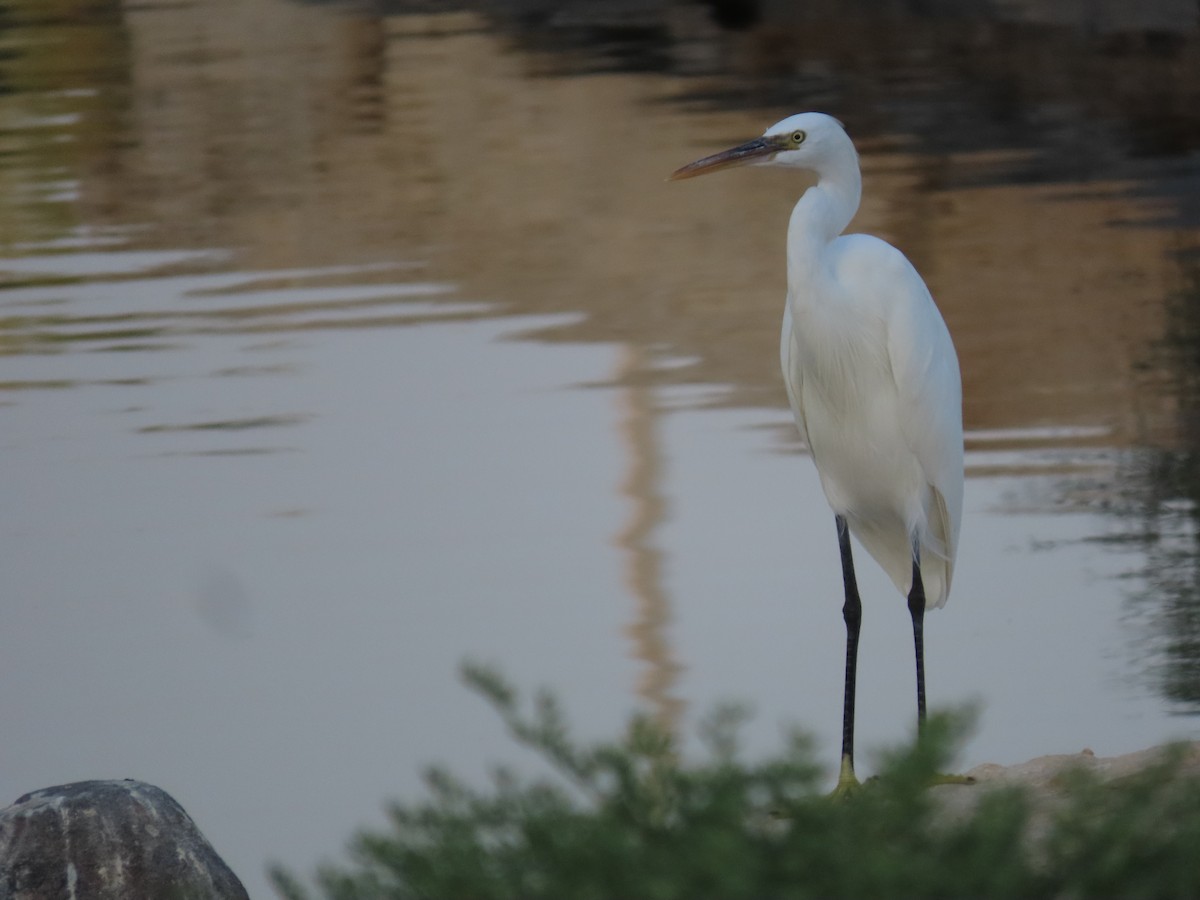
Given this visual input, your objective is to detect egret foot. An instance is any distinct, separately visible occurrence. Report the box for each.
[830,754,861,798]
[931,772,976,786]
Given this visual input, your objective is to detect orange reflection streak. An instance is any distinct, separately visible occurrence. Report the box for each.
[613,344,684,735]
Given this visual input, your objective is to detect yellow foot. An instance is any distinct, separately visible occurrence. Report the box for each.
[930,772,976,786]
[830,754,861,799]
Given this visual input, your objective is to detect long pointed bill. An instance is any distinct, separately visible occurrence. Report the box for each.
[669,134,789,180]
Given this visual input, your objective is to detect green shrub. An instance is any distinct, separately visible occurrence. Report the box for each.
[271,664,1199,900]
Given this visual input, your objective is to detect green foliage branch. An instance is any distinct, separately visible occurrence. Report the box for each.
[273,664,1200,900]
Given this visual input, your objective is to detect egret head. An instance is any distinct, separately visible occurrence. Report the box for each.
[669,112,853,181]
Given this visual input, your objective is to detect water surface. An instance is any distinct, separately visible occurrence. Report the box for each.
[2,1,1200,895]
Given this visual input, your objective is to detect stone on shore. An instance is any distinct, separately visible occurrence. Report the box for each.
[0,779,248,900]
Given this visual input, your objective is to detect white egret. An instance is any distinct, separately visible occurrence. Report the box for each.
[671,113,963,791]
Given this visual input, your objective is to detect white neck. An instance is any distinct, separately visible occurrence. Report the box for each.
[785,148,862,290]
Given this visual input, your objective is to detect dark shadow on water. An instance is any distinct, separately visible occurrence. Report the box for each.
[474,1,1200,204]
[1111,252,1200,711]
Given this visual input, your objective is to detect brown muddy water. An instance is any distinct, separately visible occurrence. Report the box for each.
[2,1,1199,893]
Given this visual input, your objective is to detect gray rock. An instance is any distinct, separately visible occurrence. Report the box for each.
[0,780,248,900]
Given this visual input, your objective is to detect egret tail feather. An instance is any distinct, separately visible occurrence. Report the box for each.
[846,513,953,610]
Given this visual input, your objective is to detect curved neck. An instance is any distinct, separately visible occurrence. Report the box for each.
[786,148,862,285]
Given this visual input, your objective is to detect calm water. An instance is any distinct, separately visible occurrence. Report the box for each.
[2,1,1200,895]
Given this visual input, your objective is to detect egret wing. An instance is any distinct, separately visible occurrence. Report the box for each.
[883,256,963,601]
[779,304,814,456]
[832,235,964,605]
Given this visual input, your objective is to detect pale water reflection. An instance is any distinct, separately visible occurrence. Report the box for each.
[1,1,1200,897]
[2,258,635,894]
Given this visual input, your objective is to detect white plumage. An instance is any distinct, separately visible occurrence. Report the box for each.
[672,112,964,789]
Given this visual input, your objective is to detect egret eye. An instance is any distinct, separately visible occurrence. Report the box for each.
[791,130,806,146]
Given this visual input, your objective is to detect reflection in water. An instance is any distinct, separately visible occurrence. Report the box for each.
[1,1,1200,894]
[0,1,1193,694]
[0,0,1196,723]
[1118,255,1200,709]
[0,0,132,247]
[614,344,683,734]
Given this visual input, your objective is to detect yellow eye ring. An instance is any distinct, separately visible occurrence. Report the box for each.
[791,130,806,145]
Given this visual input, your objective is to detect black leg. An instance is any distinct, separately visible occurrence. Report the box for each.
[836,516,862,784]
[907,554,927,728]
